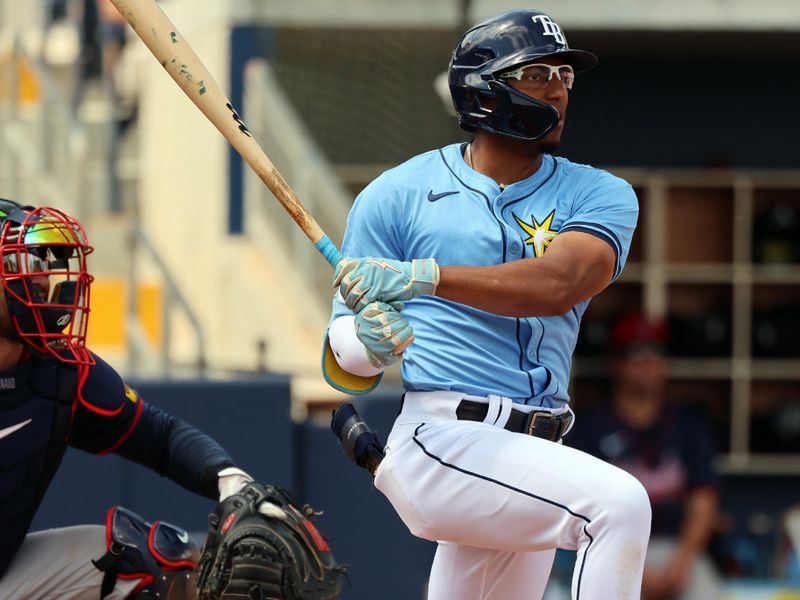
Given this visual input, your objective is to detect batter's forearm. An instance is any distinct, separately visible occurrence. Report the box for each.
[436,231,615,317]
[437,260,576,317]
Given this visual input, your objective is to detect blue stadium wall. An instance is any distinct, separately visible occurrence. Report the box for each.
[32,378,434,600]
[32,377,799,598]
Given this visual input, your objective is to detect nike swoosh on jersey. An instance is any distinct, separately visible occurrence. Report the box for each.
[0,418,32,441]
[427,190,459,202]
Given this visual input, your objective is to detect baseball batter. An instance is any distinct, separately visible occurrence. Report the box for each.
[324,10,651,600]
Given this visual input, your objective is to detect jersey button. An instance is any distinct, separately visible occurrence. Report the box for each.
[510,243,520,253]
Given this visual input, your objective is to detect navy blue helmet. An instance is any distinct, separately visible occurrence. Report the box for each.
[448,10,598,141]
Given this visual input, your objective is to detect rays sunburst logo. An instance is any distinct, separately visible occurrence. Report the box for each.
[513,209,558,258]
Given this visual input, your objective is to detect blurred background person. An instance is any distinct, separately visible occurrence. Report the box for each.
[567,313,723,600]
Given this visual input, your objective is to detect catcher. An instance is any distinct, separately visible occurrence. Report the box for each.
[0,199,343,600]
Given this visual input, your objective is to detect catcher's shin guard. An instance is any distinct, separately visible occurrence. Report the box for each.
[92,506,201,599]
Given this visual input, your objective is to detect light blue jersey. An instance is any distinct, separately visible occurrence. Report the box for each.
[331,142,638,407]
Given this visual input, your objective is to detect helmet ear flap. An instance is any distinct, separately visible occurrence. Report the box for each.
[448,9,595,140]
[480,80,560,141]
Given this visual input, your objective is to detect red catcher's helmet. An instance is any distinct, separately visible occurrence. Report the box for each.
[0,204,95,366]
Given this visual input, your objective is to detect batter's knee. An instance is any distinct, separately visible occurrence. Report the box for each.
[597,471,652,538]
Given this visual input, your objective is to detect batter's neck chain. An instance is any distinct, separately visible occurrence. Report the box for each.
[465,142,506,190]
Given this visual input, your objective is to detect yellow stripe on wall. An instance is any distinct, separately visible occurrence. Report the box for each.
[87,279,126,346]
[86,279,162,348]
[16,57,40,106]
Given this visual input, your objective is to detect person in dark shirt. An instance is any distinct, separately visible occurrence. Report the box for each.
[0,200,257,599]
[568,313,723,600]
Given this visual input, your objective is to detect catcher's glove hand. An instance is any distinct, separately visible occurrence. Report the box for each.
[197,482,344,600]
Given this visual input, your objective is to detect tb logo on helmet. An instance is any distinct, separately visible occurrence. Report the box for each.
[448,9,597,141]
[531,15,566,46]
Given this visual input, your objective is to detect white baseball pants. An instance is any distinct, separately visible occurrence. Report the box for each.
[0,526,139,599]
[374,391,652,600]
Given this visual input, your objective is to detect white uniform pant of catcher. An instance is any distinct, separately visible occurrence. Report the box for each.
[0,526,139,600]
[374,391,652,600]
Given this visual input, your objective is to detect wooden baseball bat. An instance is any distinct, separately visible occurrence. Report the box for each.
[109,0,343,267]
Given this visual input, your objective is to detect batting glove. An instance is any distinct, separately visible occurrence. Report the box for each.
[334,257,440,313]
[355,301,415,368]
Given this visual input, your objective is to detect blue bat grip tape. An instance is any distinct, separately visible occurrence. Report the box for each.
[316,236,343,267]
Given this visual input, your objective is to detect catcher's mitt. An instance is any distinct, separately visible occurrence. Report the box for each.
[196,482,344,600]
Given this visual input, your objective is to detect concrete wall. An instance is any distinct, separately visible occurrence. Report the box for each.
[235,0,800,30]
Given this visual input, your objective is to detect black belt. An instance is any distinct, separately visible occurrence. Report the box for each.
[455,399,572,442]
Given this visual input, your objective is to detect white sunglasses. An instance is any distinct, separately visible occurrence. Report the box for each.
[499,63,575,90]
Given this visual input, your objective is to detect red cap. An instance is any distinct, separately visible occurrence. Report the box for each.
[610,313,668,356]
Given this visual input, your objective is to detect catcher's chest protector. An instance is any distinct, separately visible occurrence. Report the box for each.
[0,361,77,577]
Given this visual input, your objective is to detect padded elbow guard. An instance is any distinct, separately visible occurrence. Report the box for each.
[330,402,385,476]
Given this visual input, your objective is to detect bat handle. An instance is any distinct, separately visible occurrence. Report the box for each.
[315,235,344,268]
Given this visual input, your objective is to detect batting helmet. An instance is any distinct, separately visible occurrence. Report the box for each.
[448,10,598,141]
[0,200,95,366]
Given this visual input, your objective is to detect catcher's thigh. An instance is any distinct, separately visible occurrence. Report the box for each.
[0,526,139,600]
[375,420,651,600]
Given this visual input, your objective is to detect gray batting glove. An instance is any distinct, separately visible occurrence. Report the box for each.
[355,301,415,368]
[334,257,439,313]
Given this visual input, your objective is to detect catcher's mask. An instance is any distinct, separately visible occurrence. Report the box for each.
[0,201,94,365]
[449,9,597,141]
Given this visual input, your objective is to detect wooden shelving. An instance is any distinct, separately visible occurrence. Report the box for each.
[573,169,800,474]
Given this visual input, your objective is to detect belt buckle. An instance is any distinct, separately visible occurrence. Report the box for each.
[525,410,560,441]
[525,411,549,436]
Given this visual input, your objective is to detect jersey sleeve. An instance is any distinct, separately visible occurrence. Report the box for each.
[330,170,406,324]
[69,353,145,455]
[341,170,405,260]
[70,353,235,499]
[680,413,720,490]
[559,171,639,281]
[115,402,236,500]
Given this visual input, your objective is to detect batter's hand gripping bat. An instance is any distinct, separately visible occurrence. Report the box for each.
[109,0,343,267]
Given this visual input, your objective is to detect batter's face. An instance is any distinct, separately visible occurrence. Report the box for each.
[505,56,570,150]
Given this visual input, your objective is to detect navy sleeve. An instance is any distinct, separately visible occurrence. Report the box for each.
[679,413,719,490]
[116,402,236,500]
[70,354,235,499]
[70,353,143,455]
